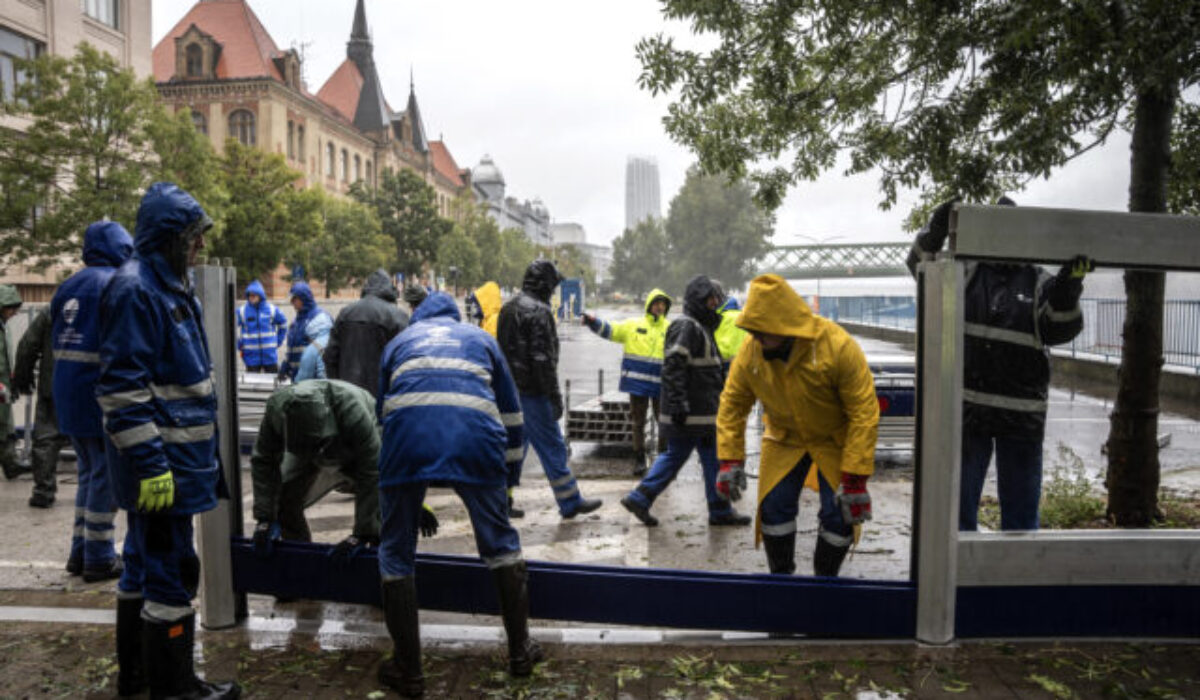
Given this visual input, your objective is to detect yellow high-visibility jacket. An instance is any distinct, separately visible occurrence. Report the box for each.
[585,289,672,398]
[717,274,879,546]
[475,281,502,338]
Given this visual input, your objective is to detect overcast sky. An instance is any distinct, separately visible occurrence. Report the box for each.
[151,0,1134,248]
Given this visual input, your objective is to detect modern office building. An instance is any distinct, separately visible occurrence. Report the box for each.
[624,155,661,233]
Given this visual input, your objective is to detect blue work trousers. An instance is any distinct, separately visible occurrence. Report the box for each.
[378,483,521,580]
[760,454,851,541]
[625,435,733,518]
[519,394,585,516]
[960,432,1043,531]
[118,512,199,616]
[69,436,118,571]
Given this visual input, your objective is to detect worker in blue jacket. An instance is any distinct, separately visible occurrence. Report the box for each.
[236,279,287,373]
[97,183,239,699]
[51,221,132,589]
[280,280,331,381]
[375,292,542,697]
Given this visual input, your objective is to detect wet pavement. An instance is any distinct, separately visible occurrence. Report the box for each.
[2,303,1199,697]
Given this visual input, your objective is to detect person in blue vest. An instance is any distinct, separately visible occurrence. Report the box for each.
[51,221,132,587]
[279,280,331,382]
[236,280,287,374]
[376,292,542,696]
[97,183,239,699]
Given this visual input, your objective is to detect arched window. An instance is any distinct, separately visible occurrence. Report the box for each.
[287,120,294,159]
[365,160,372,186]
[227,109,255,146]
[297,126,306,161]
[341,148,349,182]
[326,142,335,177]
[191,110,207,135]
[354,155,361,182]
[185,44,204,78]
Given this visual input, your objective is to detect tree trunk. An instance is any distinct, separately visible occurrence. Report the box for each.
[1104,87,1176,527]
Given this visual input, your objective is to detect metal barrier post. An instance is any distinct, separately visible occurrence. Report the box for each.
[194,263,244,629]
[913,257,963,645]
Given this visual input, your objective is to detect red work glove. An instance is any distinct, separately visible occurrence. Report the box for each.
[0,382,8,404]
[715,460,746,501]
[838,473,872,525]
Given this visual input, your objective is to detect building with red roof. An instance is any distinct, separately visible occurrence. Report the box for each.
[153,0,471,295]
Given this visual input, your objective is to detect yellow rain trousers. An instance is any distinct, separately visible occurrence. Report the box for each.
[716,274,879,547]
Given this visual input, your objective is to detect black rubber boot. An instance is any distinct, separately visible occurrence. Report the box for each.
[508,495,525,519]
[813,535,851,577]
[116,596,145,697]
[492,561,544,677]
[708,510,752,526]
[562,497,602,519]
[143,612,240,699]
[619,494,658,527]
[378,578,424,698]
[763,532,796,575]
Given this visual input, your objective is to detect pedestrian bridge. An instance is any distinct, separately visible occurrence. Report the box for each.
[758,242,911,279]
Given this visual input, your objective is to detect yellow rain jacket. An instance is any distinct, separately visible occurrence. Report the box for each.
[716,274,879,546]
[475,281,502,338]
[714,307,748,366]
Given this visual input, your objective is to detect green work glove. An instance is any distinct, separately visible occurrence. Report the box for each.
[138,471,175,512]
[1070,255,1094,279]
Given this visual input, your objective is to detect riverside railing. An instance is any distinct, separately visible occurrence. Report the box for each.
[828,295,1200,372]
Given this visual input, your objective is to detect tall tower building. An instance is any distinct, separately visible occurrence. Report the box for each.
[625,156,662,232]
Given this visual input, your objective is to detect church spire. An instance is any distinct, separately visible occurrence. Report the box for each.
[345,0,388,134]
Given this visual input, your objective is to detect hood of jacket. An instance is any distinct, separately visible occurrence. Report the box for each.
[737,274,820,340]
[644,288,672,318]
[245,279,267,302]
[682,275,723,330]
[474,281,502,318]
[719,296,740,312]
[362,269,398,303]
[281,381,338,454]
[411,291,462,324]
[82,221,134,268]
[521,260,561,303]
[290,281,316,317]
[0,284,21,309]
[133,182,209,257]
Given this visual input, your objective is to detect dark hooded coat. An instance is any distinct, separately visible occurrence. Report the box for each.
[323,270,409,397]
[497,260,562,406]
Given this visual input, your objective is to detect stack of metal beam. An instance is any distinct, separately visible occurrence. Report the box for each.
[565,392,647,443]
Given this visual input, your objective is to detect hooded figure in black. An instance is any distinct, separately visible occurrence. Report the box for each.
[908,196,1090,532]
[619,275,751,529]
[324,269,410,397]
[497,260,603,520]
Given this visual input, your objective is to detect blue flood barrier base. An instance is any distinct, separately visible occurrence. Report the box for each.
[957,585,1200,638]
[231,538,916,638]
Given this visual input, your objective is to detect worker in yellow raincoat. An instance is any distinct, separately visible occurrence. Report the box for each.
[715,274,879,577]
[474,281,503,338]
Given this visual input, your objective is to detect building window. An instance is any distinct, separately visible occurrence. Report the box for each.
[340,149,348,182]
[365,160,372,186]
[297,125,305,161]
[0,27,44,103]
[287,121,294,160]
[81,0,120,30]
[185,43,203,78]
[326,142,335,177]
[191,110,207,135]
[227,109,255,146]
[353,155,361,182]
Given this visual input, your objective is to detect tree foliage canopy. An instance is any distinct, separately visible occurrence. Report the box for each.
[0,44,159,268]
[304,192,390,297]
[665,168,773,291]
[209,140,320,279]
[638,0,1200,217]
[351,168,452,277]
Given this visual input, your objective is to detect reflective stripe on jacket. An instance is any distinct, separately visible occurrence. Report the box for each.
[378,293,524,489]
[52,221,134,436]
[586,288,671,397]
[97,185,221,515]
